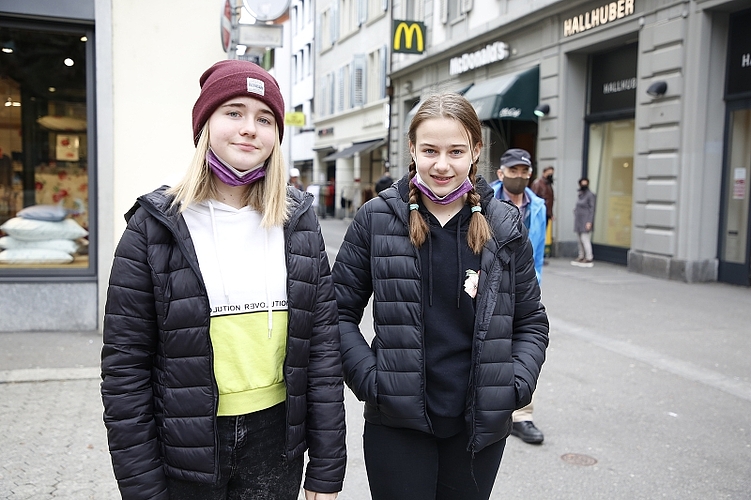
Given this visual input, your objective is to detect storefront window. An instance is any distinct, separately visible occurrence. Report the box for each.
[588,119,634,248]
[721,108,750,264]
[0,24,91,271]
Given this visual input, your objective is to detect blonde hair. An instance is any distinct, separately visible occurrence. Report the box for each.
[167,124,289,228]
[406,93,493,254]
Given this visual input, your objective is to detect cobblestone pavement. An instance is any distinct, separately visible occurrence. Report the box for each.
[0,378,119,499]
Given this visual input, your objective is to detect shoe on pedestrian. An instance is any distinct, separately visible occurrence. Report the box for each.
[570,257,585,266]
[581,259,594,268]
[511,421,544,444]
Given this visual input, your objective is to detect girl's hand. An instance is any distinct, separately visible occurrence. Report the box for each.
[304,490,338,500]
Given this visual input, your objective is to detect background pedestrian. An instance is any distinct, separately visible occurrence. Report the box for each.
[493,148,546,444]
[530,166,554,261]
[493,149,546,284]
[572,177,596,267]
[289,167,303,190]
[374,169,393,194]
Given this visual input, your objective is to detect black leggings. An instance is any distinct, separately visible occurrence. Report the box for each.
[363,421,506,500]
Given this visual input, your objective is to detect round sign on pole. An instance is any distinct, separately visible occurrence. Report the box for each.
[242,0,290,22]
[221,0,233,53]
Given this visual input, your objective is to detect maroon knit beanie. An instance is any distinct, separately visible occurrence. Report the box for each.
[192,60,285,145]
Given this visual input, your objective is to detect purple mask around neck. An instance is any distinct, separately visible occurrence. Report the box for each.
[207,148,267,187]
[411,169,474,205]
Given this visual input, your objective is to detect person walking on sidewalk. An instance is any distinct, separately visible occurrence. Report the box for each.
[374,169,393,194]
[572,177,596,267]
[332,93,549,500]
[100,60,346,500]
[530,166,554,261]
[493,148,547,444]
[288,166,304,190]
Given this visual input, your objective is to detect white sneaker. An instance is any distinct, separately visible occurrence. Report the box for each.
[571,258,594,267]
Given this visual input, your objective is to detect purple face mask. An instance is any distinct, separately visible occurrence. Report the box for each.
[207,148,267,187]
[411,167,474,205]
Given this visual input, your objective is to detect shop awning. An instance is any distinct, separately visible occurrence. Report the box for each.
[323,139,385,161]
[462,66,540,121]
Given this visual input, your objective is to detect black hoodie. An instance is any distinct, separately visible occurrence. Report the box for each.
[417,203,480,437]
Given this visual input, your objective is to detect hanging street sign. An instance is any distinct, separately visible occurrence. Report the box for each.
[238,24,283,48]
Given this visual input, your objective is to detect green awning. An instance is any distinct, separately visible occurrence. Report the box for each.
[463,66,540,121]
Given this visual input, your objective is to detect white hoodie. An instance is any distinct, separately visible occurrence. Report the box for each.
[183,200,288,416]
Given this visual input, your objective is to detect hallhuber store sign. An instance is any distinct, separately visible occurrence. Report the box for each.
[727,9,751,97]
[563,0,635,37]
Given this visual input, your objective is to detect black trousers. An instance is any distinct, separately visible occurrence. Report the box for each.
[167,403,303,500]
[363,421,506,500]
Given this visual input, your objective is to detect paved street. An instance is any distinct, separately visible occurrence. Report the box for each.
[1,217,750,499]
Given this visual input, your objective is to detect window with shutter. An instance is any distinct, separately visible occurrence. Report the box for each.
[329,72,335,115]
[338,67,345,111]
[353,55,366,106]
[332,1,339,43]
[379,46,387,99]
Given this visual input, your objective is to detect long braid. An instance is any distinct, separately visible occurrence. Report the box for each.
[466,186,492,254]
[408,165,430,248]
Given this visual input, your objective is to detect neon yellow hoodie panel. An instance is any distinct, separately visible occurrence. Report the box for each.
[210,311,287,416]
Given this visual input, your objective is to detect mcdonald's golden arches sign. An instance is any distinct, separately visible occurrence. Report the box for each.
[392,20,426,54]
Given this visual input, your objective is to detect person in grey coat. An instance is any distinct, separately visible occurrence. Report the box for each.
[572,177,596,267]
[332,93,548,500]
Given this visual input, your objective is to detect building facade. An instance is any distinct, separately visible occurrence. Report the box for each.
[389,0,751,285]
[0,0,228,331]
[281,0,316,189]
[313,0,391,218]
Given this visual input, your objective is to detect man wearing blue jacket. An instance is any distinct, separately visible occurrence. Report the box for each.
[491,148,546,284]
[491,148,547,444]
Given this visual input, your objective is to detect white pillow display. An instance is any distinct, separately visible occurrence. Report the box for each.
[0,217,88,241]
[0,248,74,264]
[0,236,79,254]
[17,204,69,222]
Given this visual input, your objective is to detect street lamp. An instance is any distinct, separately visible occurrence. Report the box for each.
[534,104,550,117]
[646,80,668,97]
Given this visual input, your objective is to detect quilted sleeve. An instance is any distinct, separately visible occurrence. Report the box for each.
[100,213,168,500]
[303,215,347,494]
[332,206,378,405]
[510,222,550,408]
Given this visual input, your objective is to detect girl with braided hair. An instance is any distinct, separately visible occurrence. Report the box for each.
[332,92,548,500]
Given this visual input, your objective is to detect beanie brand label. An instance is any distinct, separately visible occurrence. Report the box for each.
[247,78,265,96]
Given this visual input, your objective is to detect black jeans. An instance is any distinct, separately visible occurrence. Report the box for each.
[363,421,506,500]
[168,403,303,500]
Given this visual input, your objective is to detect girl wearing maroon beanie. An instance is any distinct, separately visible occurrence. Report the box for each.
[101,60,345,500]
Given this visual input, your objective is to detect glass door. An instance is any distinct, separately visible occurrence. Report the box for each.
[718,100,751,286]
[587,118,635,263]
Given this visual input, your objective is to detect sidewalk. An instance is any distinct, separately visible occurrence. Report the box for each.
[1,245,750,498]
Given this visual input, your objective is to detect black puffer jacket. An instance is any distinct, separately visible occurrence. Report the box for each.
[332,175,548,452]
[101,186,346,499]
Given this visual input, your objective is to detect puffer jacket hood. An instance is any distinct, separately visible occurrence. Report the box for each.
[102,185,346,499]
